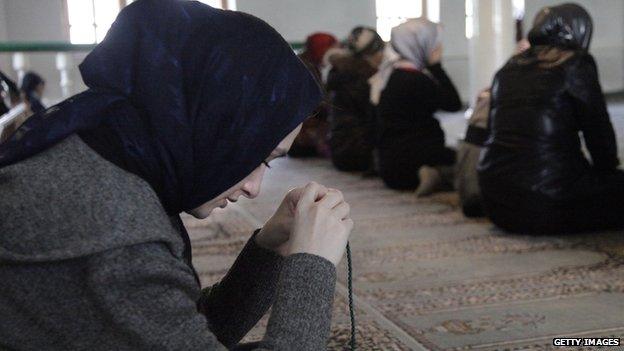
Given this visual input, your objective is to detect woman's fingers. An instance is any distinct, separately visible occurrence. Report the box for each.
[317,188,344,209]
[333,202,351,220]
[288,183,354,266]
[297,182,328,210]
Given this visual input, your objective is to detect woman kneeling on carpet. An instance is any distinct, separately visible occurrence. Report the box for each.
[479,3,624,234]
[0,1,353,350]
[372,18,462,196]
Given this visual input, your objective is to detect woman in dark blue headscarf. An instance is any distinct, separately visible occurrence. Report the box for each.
[20,71,46,114]
[0,1,353,349]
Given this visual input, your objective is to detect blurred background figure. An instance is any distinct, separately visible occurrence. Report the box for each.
[0,70,26,143]
[455,38,530,218]
[478,3,624,234]
[20,71,46,115]
[0,71,47,143]
[0,70,20,116]
[289,32,338,158]
[372,18,461,196]
[326,26,384,172]
[455,88,491,217]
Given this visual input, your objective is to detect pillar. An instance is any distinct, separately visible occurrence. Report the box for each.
[56,52,74,99]
[468,0,515,100]
[11,52,29,85]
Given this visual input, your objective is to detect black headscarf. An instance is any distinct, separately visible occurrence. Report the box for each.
[20,71,46,113]
[528,3,593,51]
[0,0,321,215]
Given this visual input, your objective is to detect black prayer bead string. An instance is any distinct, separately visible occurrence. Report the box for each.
[346,242,356,350]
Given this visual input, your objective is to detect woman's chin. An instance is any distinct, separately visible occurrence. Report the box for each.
[187,207,214,219]
[188,199,228,219]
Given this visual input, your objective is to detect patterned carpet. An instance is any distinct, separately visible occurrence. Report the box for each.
[185,157,624,350]
[185,104,624,350]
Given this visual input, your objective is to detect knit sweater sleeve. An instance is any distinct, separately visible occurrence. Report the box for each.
[86,235,336,350]
[197,230,284,347]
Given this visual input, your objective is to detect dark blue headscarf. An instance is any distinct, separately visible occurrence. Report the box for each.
[0,0,321,215]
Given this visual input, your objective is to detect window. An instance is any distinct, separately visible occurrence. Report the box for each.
[66,0,237,44]
[375,0,422,41]
[512,0,525,20]
[198,0,222,8]
[67,0,121,44]
[375,0,439,41]
[465,0,474,39]
[426,0,440,23]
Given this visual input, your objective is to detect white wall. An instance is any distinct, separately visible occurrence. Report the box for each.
[237,0,376,42]
[0,0,8,41]
[0,0,78,101]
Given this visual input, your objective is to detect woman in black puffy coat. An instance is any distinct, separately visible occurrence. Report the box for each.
[478,3,624,234]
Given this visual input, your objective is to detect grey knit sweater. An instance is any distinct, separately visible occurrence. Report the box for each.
[0,135,336,350]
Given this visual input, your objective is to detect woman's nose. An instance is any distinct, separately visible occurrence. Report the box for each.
[242,180,261,199]
[242,169,265,199]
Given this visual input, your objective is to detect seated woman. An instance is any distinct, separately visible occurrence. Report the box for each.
[478,3,624,234]
[455,88,491,217]
[20,71,46,114]
[288,32,338,158]
[372,18,462,195]
[0,1,353,350]
[326,26,384,172]
[456,39,530,218]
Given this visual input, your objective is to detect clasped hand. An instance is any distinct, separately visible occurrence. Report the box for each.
[255,182,353,266]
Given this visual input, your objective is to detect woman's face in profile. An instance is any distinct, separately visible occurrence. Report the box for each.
[188,124,303,219]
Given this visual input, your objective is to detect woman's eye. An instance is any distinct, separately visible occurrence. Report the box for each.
[262,160,272,169]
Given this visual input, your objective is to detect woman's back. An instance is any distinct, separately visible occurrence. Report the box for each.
[0,134,179,260]
[0,135,196,350]
[479,49,616,196]
[327,55,376,122]
[477,2,624,234]
[378,68,446,150]
[326,55,376,171]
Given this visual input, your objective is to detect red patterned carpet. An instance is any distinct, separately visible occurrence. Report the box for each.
[185,157,624,350]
